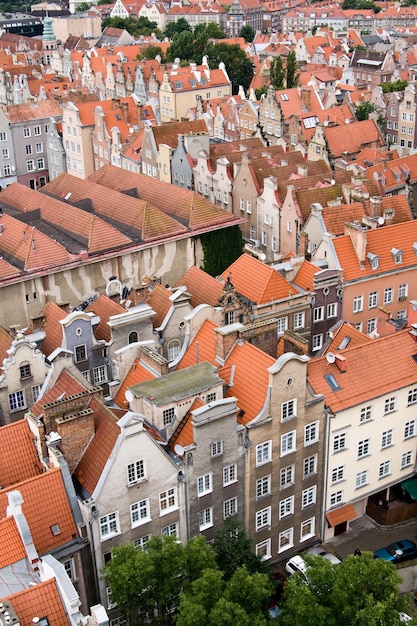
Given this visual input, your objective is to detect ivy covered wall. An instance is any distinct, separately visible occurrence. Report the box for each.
[198,226,243,276]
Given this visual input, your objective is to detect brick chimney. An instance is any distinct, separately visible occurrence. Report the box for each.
[369,195,382,217]
[344,221,367,267]
[215,325,244,364]
[139,345,168,375]
[300,87,311,110]
[335,353,346,372]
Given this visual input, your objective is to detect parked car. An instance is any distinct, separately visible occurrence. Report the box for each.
[307,546,342,564]
[374,540,417,564]
[285,555,307,576]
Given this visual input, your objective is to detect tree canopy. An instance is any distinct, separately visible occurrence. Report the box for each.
[279,552,417,626]
[355,100,377,121]
[286,50,299,89]
[382,79,409,93]
[239,24,255,42]
[164,17,192,39]
[342,0,382,11]
[205,42,253,94]
[101,16,162,39]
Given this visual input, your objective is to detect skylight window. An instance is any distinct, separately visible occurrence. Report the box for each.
[324,374,340,391]
[337,336,351,350]
[280,93,289,101]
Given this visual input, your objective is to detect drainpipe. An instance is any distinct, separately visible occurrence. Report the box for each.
[320,406,335,542]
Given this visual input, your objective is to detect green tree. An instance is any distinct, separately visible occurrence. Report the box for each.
[76,2,91,11]
[166,30,198,63]
[239,24,255,42]
[280,552,416,626]
[204,21,228,39]
[205,42,253,94]
[270,55,285,90]
[137,45,164,61]
[382,79,408,93]
[286,50,299,88]
[165,17,191,39]
[355,100,377,121]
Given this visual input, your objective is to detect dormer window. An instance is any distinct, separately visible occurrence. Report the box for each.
[391,247,403,264]
[367,252,379,270]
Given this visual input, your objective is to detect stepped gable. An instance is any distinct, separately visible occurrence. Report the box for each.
[174,266,224,308]
[0,420,43,489]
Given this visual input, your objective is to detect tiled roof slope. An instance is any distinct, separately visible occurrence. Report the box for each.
[364,153,417,191]
[174,266,224,307]
[38,301,67,357]
[0,517,27,568]
[146,283,172,328]
[114,358,156,410]
[323,321,372,354]
[0,326,12,368]
[324,119,384,158]
[43,174,187,241]
[89,165,243,232]
[307,328,417,413]
[30,369,88,419]
[0,183,132,255]
[221,254,297,304]
[333,220,417,282]
[293,260,319,291]
[6,578,69,625]
[152,119,208,149]
[0,257,20,280]
[85,295,125,341]
[177,319,219,370]
[0,420,43,489]
[0,469,77,555]
[169,398,204,451]
[5,100,62,123]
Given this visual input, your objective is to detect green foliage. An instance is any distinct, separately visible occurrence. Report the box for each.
[203,21,228,39]
[355,100,377,121]
[166,30,197,63]
[75,2,91,11]
[137,45,164,61]
[270,55,285,90]
[286,50,299,89]
[342,0,381,10]
[239,24,255,42]
[382,79,409,93]
[102,16,161,37]
[280,552,416,626]
[205,42,254,94]
[199,226,243,276]
[255,85,267,99]
[96,0,110,5]
[164,17,192,39]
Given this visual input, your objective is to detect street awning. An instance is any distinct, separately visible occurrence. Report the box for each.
[326,503,356,527]
[401,476,417,501]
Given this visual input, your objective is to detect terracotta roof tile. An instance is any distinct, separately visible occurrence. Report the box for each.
[169,398,204,451]
[114,358,156,410]
[0,420,43,489]
[324,119,384,158]
[0,257,20,280]
[221,254,297,304]
[86,295,125,341]
[174,266,223,307]
[7,578,69,625]
[0,469,77,555]
[30,369,87,419]
[0,517,27,568]
[39,301,67,357]
[5,100,62,123]
[0,326,12,369]
[145,283,172,329]
[152,119,208,149]
[177,319,219,370]
[323,321,372,354]
[293,259,319,291]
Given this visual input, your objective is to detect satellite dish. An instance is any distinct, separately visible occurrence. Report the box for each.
[326,352,336,364]
[129,126,134,134]
[125,389,134,403]
[174,444,185,456]
[378,216,385,225]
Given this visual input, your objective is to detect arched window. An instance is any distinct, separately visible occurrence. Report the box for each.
[128,331,138,344]
[168,341,180,361]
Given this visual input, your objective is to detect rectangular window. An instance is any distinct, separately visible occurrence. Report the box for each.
[134,535,151,550]
[384,287,393,305]
[162,522,178,537]
[9,390,26,412]
[197,473,213,496]
[207,392,216,403]
[4,165,11,176]
[246,200,251,214]
[223,464,237,486]
[32,384,42,403]
[163,407,175,426]
[256,475,271,499]
[256,506,271,530]
[355,470,368,488]
[196,497,214,528]
[1,148,9,159]
[327,303,337,318]
[256,538,271,560]
[0,131,7,141]
[131,499,151,527]
[304,421,319,446]
[127,460,145,485]
[360,405,372,423]
[34,126,41,136]
[256,441,272,466]
[26,160,35,172]
[223,497,237,519]
[64,558,76,581]
[302,485,316,508]
[23,127,30,137]
[211,440,223,457]
[281,431,296,456]
[74,344,87,363]
[303,455,317,478]
[353,295,363,313]
[401,451,413,469]
[99,512,120,540]
[19,364,31,379]
[405,420,416,439]
[159,487,178,514]
[277,317,288,334]
[358,438,370,458]
[367,318,377,335]
[384,396,396,414]
[408,388,417,405]
[278,527,294,553]
[399,284,408,300]
[381,429,393,449]
[93,365,107,384]
[331,465,344,484]
[35,142,43,153]
[330,490,343,507]
[294,312,305,330]
[312,334,323,351]
[262,230,267,246]
[37,157,45,170]
[333,432,346,453]
[225,310,235,325]
[280,464,294,488]
[369,292,378,310]
[300,517,315,541]
[313,306,324,322]
[279,495,294,519]
[379,460,391,478]
[281,399,296,421]
[240,198,244,211]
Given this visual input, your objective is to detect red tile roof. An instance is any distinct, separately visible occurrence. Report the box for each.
[151,119,208,149]
[0,326,12,370]
[86,295,125,341]
[169,398,204,451]
[7,578,69,625]
[30,369,87,419]
[324,119,384,158]
[0,517,27,568]
[174,266,224,307]
[145,283,172,328]
[0,420,43,489]
[177,319,219,370]
[322,321,372,354]
[39,301,67,357]
[293,260,319,291]
[114,358,156,409]
[222,254,297,304]
[5,100,62,123]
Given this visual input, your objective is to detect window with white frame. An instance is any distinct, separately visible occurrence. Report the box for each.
[223,497,237,519]
[197,473,212,496]
[281,399,297,421]
[278,527,294,553]
[353,295,363,313]
[360,405,372,423]
[211,440,223,457]
[134,535,151,550]
[280,464,294,488]
[405,420,416,439]
[279,495,294,519]
[34,126,41,136]
[106,586,116,610]
[313,306,324,322]
[32,384,42,403]
[304,421,319,446]
[26,144,33,155]
[199,507,213,531]
[277,317,288,334]
[225,310,235,325]
[327,303,337,318]
[127,460,146,485]
[159,487,177,514]
[401,451,413,469]
[333,432,346,453]
[207,392,216,403]
[74,344,87,363]
[331,465,344,484]
[330,490,343,507]
[281,431,296,456]
[23,127,30,137]
[357,438,370,458]
[303,455,317,478]
[368,291,378,308]
[381,429,393,449]
[408,388,417,405]
[355,470,368,488]
[19,364,31,379]
[256,538,271,560]
[99,512,120,540]
[239,198,244,211]
[256,475,271,499]
[302,486,316,508]
[162,523,178,537]
[399,284,408,299]
[168,341,180,361]
[247,200,252,214]
[256,440,272,466]
[131,499,151,527]
[64,558,76,581]
[294,312,305,330]
[262,231,267,246]
[367,318,377,335]
[256,506,271,530]
[312,334,323,351]
[300,517,315,541]
[384,396,396,414]
[379,460,391,478]
[272,236,277,251]
[384,287,393,305]
[223,464,237,486]
[9,390,26,412]
[93,365,107,385]
[26,160,34,172]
